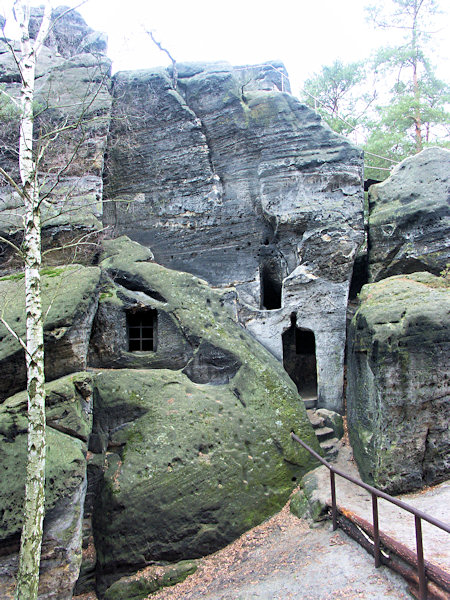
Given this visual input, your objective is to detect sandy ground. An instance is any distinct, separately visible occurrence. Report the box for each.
[310,445,450,571]
[146,502,412,600]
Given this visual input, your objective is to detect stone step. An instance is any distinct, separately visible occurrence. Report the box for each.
[303,397,317,409]
[306,409,325,429]
[320,437,339,460]
[315,426,335,442]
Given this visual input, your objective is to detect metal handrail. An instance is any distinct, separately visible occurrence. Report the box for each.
[291,432,450,600]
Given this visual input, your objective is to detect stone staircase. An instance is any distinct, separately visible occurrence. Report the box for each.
[302,396,340,461]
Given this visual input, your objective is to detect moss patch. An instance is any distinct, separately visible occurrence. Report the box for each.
[103,560,198,600]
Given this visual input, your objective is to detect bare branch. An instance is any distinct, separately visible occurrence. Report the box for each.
[42,227,108,256]
[32,0,51,58]
[0,87,20,108]
[0,315,29,355]
[0,234,24,257]
[147,30,178,88]
[0,165,29,199]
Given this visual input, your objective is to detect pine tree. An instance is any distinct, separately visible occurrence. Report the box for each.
[364,0,450,175]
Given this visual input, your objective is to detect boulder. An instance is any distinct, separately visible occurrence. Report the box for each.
[29,6,108,59]
[0,265,101,400]
[347,273,450,494]
[88,237,319,591]
[0,373,93,600]
[368,147,450,282]
[103,560,198,600]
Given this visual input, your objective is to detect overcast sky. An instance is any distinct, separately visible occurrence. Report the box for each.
[1,0,449,94]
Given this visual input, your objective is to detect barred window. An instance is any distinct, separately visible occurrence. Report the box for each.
[127,309,157,352]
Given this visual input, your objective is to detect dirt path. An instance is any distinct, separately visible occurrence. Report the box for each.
[147,502,411,600]
[309,445,450,572]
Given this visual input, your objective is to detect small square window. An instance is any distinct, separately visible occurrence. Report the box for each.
[127,309,157,352]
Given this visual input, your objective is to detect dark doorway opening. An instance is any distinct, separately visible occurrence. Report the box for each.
[260,260,282,310]
[282,314,317,398]
[127,309,157,351]
[349,250,368,301]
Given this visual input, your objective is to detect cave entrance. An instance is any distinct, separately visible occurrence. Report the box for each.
[260,260,282,310]
[282,315,317,398]
[127,309,157,351]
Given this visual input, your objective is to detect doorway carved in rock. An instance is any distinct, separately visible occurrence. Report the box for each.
[282,314,317,399]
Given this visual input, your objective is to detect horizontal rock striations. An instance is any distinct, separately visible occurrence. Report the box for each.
[0,237,319,598]
[347,273,450,494]
[0,373,94,600]
[0,265,101,401]
[104,62,365,412]
[368,147,450,282]
[0,7,112,275]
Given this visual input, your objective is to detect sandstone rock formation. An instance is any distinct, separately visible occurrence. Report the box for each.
[0,238,319,598]
[347,273,450,494]
[0,265,101,401]
[0,373,93,600]
[1,13,366,413]
[103,62,364,412]
[3,7,449,599]
[368,147,450,282]
[0,6,112,275]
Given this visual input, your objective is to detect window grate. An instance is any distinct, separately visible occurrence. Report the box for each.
[127,309,157,352]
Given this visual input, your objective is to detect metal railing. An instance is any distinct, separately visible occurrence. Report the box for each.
[291,432,450,600]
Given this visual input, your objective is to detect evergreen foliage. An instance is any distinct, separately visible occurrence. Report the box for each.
[301,0,450,180]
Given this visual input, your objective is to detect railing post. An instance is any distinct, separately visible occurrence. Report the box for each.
[372,493,381,568]
[415,515,427,600]
[330,470,337,531]
[290,432,450,599]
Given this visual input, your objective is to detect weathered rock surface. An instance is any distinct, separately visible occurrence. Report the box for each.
[0,237,320,597]
[0,10,112,275]
[347,273,450,494]
[103,62,364,412]
[0,373,93,600]
[29,5,108,58]
[102,560,198,600]
[368,147,450,282]
[0,265,101,400]
[89,237,320,593]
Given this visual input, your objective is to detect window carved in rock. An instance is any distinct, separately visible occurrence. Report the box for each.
[127,309,157,352]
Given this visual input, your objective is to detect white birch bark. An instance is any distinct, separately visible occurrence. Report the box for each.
[12,2,52,599]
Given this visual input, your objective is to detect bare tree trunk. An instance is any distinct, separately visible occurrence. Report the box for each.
[412,1,423,153]
[13,2,51,598]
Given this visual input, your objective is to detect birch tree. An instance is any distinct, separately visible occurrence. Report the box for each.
[3,3,52,598]
[0,2,104,598]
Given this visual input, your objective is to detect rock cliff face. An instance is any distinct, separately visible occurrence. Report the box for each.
[347,273,450,494]
[0,238,319,599]
[0,6,112,274]
[0,265,101,401]
[103,62,364,412]
[345,149,450,495]
[0,373,94,600]
[368,147,450,282]
[2,7,449,599]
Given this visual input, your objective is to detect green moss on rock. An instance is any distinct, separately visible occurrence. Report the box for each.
[290,490,310,519]
[103,560,198,600]
[347,273,450,493]
[91,237,320,576]
[0,373,92,538]
[0,378,92,539]
[0,265,101,399]
[0,265,100,363]
[93,366,318,572]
